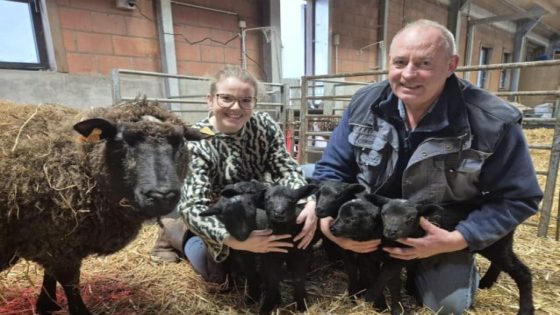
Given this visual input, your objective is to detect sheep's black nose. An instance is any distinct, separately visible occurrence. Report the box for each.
[145,189,180,207]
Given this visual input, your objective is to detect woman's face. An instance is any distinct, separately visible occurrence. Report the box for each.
[208,77,256,134]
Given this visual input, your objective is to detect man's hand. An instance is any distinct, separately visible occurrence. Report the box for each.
[320,217,380,253]
[382,217,468,260]
[293,200,318,249]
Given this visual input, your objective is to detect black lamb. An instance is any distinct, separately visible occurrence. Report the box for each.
[199,180,268,304]
[311,180,365,263]
[259,184,317,314]
[0,99,207,315]
[373,195,534,315]
[329,197,392,312]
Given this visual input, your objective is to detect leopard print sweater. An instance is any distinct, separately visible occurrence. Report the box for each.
[179,111,307,262]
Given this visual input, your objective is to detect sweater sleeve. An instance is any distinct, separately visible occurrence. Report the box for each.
[179,140,231,262]
[455,123,543,251]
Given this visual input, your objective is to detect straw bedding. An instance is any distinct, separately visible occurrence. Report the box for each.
[0,112,558,315]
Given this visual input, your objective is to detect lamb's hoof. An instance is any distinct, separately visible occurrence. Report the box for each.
[478,278,494,289]
[36,302,62,315]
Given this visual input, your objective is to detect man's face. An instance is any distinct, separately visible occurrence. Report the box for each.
[388,27,458,110]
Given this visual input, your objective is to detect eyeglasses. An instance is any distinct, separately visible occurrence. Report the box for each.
[215,93,257,110]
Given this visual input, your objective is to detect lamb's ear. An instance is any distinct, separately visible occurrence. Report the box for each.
[185,127,213,141]
[344,183,366,195]
[293,184,318,200]
[200,206,222,217]
[221,188,240,198]
[363,194,390,206]
[74,118,117,143]
[417,204,444,217]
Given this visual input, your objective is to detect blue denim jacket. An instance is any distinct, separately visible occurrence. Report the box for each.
[313,75,543,251]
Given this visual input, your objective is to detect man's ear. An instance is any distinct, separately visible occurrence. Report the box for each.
[447,55,459,77]
[73,118,117,142]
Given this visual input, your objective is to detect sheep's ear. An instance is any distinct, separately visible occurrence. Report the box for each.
[293,184,318,200]
[185,127,212,141]
[74,118,117,143]
[221,188,240,198]
[200,206,222,217]
[344,183,365,195]
[417,204,444,217]
[363,193,390,206]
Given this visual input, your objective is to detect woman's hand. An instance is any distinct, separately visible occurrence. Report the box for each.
[382,217,468,260]
[320,217,380,253]
[293,200,318,249]
[224,229,293,253]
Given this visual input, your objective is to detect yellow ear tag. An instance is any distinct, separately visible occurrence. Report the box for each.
[79,128,102,143]
[199,126,215,136]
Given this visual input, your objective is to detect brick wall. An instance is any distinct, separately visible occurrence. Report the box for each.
[56,0,159,74]
[171,0,264,78]
[331,0,380,74]
[52,0,265,78]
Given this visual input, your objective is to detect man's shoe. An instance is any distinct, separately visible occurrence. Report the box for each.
[150,218,188,263]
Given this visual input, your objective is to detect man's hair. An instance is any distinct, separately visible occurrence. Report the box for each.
[209,65,260,97]
[391,19,457,57]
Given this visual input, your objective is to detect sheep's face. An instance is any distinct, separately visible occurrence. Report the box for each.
[264,184,316,223]
[314,181,365,218]
[380,199,420,240]
[74,114,206,218]
[330,199,381,239]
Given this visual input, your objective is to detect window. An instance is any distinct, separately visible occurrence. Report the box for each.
[0,0,49,70]
[477,47,492,88]
[499,52,512,90]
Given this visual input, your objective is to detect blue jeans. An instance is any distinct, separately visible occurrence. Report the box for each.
[184,236,225,283]
[415,251,479,314]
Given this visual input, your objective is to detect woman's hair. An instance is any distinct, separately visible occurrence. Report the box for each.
[209,65,261,97]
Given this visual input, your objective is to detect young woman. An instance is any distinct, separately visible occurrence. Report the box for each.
[151,66,317,285]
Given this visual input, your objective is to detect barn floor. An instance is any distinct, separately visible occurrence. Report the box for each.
[1,130,559,315]
[0,219,558,315]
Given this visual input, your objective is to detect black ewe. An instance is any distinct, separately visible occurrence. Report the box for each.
[0,99,207,315]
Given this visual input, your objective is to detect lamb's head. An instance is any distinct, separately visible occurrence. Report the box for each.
[368,195,443,240]
[311,180,365,218]
[264,184,317,223]
[73,100,210,217]
[330,198,382,240]
[199,181,267,241]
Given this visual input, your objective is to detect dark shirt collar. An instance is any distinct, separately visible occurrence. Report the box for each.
[378,89,450,134]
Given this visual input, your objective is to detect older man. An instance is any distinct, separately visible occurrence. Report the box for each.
[313,19,542,314]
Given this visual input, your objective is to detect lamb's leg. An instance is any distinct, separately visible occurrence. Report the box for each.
[53,263,91,315]
[239,252,260,304]
[291,250,311,311]
[364,260,405,307]
[404,262,422,306]
[343,251,361,297]
[479,233,534,315]
[359,255,387,310]
[479,263,501,289]
[259,255,282,314]
[36,272,61,315]
[386,273,405,315]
